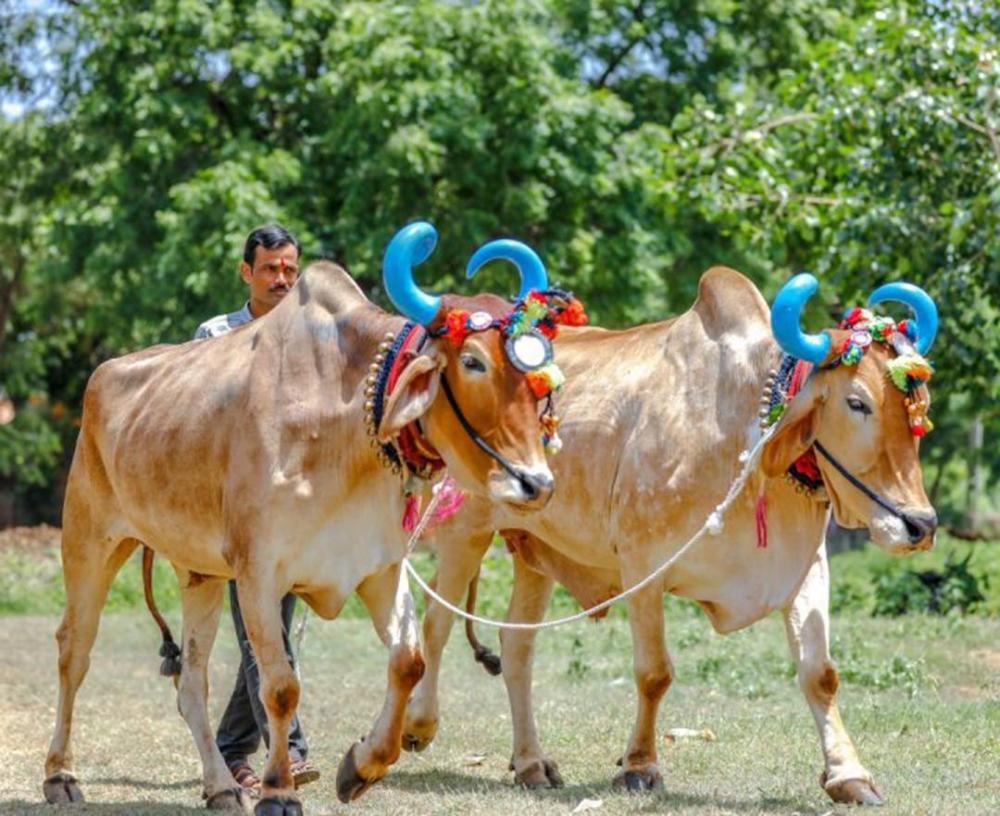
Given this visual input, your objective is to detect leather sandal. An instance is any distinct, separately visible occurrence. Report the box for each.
[290,758,321,788]
[228,761,261,793]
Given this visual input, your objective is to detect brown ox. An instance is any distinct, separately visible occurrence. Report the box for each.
[42,223,567,815]
[403,268,938,805]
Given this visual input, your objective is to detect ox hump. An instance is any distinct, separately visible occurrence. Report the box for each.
[296,260,371,314]
[692,266,770,341]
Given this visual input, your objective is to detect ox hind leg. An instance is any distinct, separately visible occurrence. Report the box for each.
[501,550,563,789]
[402,530,493,752]
[336,562,424,804]
[44,509,138,804]
[783,546,883,806]
[614,557,673,793]
[172,570,252,813]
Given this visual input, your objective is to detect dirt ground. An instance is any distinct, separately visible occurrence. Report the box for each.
[0,525,60,553]
[1,604,998,816]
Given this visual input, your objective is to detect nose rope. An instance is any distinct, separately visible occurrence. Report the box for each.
[401,422,781,631]
[813,441,912,523]
[438,375,538,495]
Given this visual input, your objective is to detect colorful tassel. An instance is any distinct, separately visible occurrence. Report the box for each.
[755,493,768,549]
[402,492,422,532]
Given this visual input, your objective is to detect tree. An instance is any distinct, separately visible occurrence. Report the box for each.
[0,0,671,518]
[651,0,1000,520]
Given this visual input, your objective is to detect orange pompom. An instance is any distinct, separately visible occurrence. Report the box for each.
[525,371,552,399]
[557,299,588,327]
[444,310,471,347]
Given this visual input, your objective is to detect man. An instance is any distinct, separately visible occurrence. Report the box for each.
[195,224,319,791]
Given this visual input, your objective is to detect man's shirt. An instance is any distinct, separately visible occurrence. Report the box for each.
[194,302,254,339]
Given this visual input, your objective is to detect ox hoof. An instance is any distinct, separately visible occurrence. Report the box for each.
[612,765,664,794]
[206,787,253,813]
[512,757,564,789]
[336,742,379,803]
[401,708,438,752]
[401,732,432,752]
[822,772,885,806]
[43,772,84,804]
[254,796,303,816]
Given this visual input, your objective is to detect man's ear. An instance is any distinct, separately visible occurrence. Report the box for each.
[239,261,252,285]
[377,352,445,442]
[760,378,826,478]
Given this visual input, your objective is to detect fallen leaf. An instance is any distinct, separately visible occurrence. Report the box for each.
[571,798,603,813]
[665,727,716,743]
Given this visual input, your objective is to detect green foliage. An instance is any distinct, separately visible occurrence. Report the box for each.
[0,0,997,522]
[652,1,1000,513]
[0,542,181,616]
[872,551,987,617]
[566,634,590,680]
[829,533,1000,616]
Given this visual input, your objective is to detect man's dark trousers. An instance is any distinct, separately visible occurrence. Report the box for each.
[216,582,309,765]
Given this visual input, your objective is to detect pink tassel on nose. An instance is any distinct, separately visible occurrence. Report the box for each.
[400,477,466,535]
[755,493,768,549]
[430,476,466,525]
[402,493,421,532]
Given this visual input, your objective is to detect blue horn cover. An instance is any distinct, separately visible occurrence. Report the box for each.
[466,239,548,299]
[770,273,832,364]
[383,222,442,326]
[868,282,938,355]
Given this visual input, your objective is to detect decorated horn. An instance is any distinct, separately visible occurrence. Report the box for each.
[466,239,548,299]
[383,222,443,326]
[868,282,938,355]
[770,273,832,364]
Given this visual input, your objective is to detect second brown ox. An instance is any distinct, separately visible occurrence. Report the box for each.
[403,268,938,806]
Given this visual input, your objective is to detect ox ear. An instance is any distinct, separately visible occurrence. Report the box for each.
[760,379,827,478]
[377,351,446,443]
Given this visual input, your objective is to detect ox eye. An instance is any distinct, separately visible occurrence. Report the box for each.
[846,396,871,416]
[461,354,487,373]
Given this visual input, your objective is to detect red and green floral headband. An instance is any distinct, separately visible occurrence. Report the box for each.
[434,289,588,399]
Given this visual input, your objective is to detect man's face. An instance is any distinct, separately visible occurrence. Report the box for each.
[240,243,300,314]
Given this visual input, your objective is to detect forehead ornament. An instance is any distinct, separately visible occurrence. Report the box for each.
[468,311,493,331]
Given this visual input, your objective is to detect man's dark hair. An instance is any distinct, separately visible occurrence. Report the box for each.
[243,224,300,266]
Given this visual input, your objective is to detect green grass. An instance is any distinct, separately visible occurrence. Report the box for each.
[1,531,997,813]
[3,531,997,620]
[1,608,997,815]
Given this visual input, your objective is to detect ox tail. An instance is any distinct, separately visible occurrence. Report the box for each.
[142,546,181,677]
[464,569,501,676]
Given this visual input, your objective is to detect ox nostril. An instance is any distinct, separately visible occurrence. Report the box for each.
[518,475,539,500]
[517,471,553,501]
[903,510,937,544]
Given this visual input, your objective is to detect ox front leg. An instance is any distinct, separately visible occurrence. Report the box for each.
[403,531,493,752]
[501,552,563,789]
[174,573,252,813]
[783,546,884,806]
[615,564,672,794]
[234,578,303,816]
[337,562,424,803]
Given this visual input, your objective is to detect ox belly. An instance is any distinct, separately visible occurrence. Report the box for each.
[493,478,829,635]
[290,497,412,621]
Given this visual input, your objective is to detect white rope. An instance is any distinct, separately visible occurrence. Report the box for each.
[403,424,778,630]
